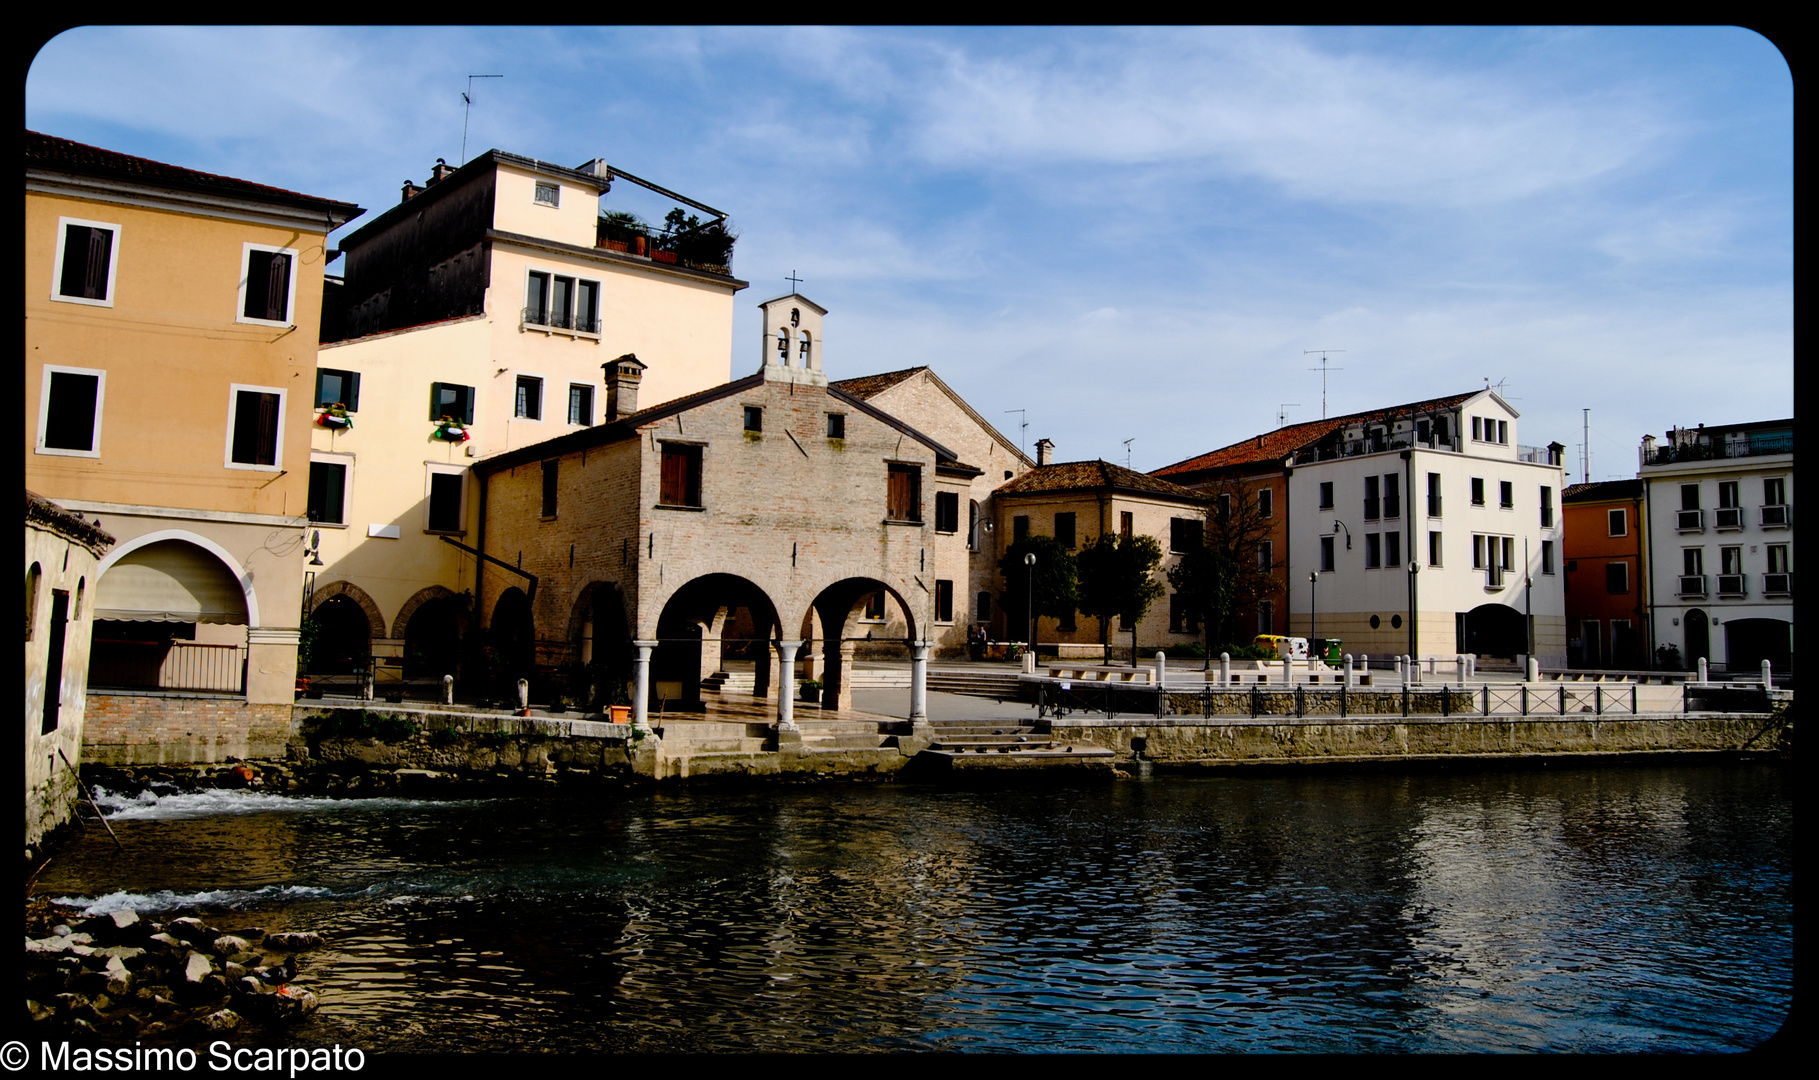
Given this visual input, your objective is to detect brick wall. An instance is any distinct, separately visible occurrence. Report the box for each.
[84,693,297,764]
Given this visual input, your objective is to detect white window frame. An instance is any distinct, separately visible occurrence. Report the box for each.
[307,450,355,529]
[36,364,107,458]
[223,383,287,472]
[236,243,300,327]
[1608,508,1628,537]
[52,216,121,307]
[514,373,546,422]
[567,383,595,427]
[424,462,469,536]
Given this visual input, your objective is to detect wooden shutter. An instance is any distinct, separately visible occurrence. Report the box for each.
[265,253,290,321]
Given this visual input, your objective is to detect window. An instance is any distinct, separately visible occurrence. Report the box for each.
[1541,539,1555,575]
[239,244,297,325]
[541,460,559,518]
[1364,476,1381,520]
[1540,486,1553,528]
[1217,493,1232,522]
[1681,484,1700,511]
[1472,416,1484,441]
[1383,474,1400,519]
[800,332,812,365]
[1499,481,1514,509]
[524,270,600,332]
[1764,477,1786,506]
[1385,531,1401,569]
[863,592,885,620]
[1428,530,1443,567]
[936,491,960,534]
[1767,544,1789,573]
[827,413,845,439]
[1120,511,1134,539]
[430,382,476,424]
[26,563,41,641]
[227,386,284,469]
[1258,488,1273,518]
[307,460,348,525]
[744,406,763,433]
[968,501,981,550]
[1014,515,1030,542]
[1365,532,1381,569]
[1501,537,1515,571]
[37,366,104,457]
[515,376,543,421]
[1258,540,1273,571]
[1258,600,1273,635]
[1055,512,1076,549]
[526,271,549,324]
[568,385,594,427]
[1498,420,1508,444]
[53,217,119,305]
[42,590,69,734]
[534,181,560,206]
[887,464,921,522]
[977,592,992,622]
[1720,546,1743,575]
[935,580,954,623]
[1718,481,1739,509]
[1169,592,1198,634]
[1683,548,1704,575]
[315,368,361,411]
[1320,535,1335,572]
[659,443,703,508]
[425,466,466,533]
[1170,517,1201,553]
[1608,508,1628,537]
[1471,478,1485,506]
[1318,482,1334,510]
[1473,535,1486,570]
[1427,472,1442,518]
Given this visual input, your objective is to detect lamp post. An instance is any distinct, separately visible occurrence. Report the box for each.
[1025,552,1037,661]
[1407,558,1420,658]
[1309,570,1318,648]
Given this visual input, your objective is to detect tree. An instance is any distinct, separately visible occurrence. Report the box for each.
[1077,533,1166,656]
[997,535,1077,646]
[1166,476,1282,656]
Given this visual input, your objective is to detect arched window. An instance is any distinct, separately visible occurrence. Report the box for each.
[777,328,791,361]
[799,331,812,365]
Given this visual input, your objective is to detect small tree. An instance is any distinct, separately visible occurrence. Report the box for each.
[1077,533,1165,658]
[1167,477,1282,659]
[998,535,1077,650]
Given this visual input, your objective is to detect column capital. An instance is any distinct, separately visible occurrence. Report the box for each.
[632,639,660,650]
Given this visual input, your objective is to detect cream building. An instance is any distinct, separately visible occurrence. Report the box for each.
[306,152,746,681]
[25,131,362,761]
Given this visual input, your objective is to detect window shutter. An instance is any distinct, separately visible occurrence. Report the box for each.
[85,227,111,299]
[256,392,280,465]
[266,253,290,321]
[430,383,443,421]
[346,372,361,412]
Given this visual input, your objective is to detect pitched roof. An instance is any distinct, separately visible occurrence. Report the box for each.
[1563,479,1643,502]
[830,367,926,400]
[26,131,363,218]
[996,460,1206,504]
[832,366,1032,467]
[1151,390,1481,477]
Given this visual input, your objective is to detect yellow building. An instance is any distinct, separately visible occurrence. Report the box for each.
[25,131,363,761]
[303,151,746,684]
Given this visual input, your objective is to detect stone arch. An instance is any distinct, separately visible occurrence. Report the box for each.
[310,579,386,640]
[1684,608,1710,664]
[1460,603,1526,660]
[391,584,465,640]
[650,573,784,705]
[95,530,257,626]
[803,577,921,712]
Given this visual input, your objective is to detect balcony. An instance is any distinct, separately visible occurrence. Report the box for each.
[1763,572,1792,597]
[1484,564,1507,592]
[1677,574,1707,597]
[1714,507,1743,530]
[1677,509,1704,533]
[1643,430,1793,466]
[1716,574,1747,598]
[1759,504,1791,528]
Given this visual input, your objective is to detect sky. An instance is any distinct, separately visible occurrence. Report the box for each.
[26,27,1792,480]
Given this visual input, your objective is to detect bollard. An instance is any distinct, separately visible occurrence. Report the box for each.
[1527,655,1540,682]
[1156,651,1168,691]
[1697,657,1708,683]
[517,677,530,716]
[1282,657,1292,686]
[1457,654,1467,681]
[1466,655,1475,680]
[1395,656,1404,683]
[1344,654,1354,688]
[443,674,454,705]
[361,666,375,702]
[1220,652,1231,686]
[1762,659,1773,690]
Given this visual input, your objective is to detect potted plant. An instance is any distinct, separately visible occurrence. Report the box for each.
[433,416,470,443]
[799,678,823,704]
[317,403,353,430]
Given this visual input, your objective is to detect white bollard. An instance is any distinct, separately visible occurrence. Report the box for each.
[1457,654,1467,681]
[1762,659,1773,689]
[1220,652,1231,686]
[1344,654,1354,688]
[1697,657,1708,683]
[1395,656,1404,683]
[517,677,530,714]
[1156,651,1168,690]
[1527,656,1540,682]
[443,674,454,705]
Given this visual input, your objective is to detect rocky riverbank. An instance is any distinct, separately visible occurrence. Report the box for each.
[24,899,325,1041]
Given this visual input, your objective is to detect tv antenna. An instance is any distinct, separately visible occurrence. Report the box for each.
[461,74,503,164]
[1483,376,1517,400]
[1278,403,1300,428]
[1122,438,1134,469]
[1304,350,1346,418]
[1005,409,1028,460]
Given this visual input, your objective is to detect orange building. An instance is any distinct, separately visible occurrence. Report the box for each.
[1561,479,1648,668]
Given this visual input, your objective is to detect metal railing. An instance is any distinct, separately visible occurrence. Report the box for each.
[521,307,603,335]
[90,640,247,694]
[1645,433,1792,465]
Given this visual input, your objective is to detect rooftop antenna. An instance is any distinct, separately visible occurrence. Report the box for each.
[1123,438,1134,469]
[1304,349,1346,418]
[1005,409,1028,460]
[1278,403,1300,428]
[461,74,504,164]
[1582,408,1591,485]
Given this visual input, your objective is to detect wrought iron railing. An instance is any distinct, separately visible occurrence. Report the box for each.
[90,640,247,694]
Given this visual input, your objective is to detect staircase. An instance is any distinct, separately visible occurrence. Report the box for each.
[926,668,1025,699]
[918,718,1117,769]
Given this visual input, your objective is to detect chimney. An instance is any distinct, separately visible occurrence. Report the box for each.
[1035,438,1054,467]
[401,180,425,202]
[429,158,455,184]
[605,353,647,420]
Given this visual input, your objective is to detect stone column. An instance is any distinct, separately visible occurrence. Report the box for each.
[909,641,932,725]
[631,640,657,734]
[776,640,801,731]
[754,638,774,700]
[823,639,857,713]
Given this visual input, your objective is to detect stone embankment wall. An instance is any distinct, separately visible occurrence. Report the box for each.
[85,694,295,765]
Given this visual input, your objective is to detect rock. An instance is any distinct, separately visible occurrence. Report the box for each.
[93,946,148,968]
[224,962,246,981]
[263,931,323,951]
[183,953,213,983]
[199,1009,241,1031]
[25,999,55,1024]
[212,935,254,955]
[266,984,319,1022]
[52,924,73,937]
[84,910,141,938]
[227,950,262,967]
[147,932,184,951]
[168,917,213,944]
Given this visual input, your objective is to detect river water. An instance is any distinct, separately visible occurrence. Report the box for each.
[40,762,1790,1054]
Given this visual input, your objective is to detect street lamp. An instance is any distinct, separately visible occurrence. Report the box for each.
[1309,570,1318,647]
[1024,552,1038,661]
[1407,558,1420,658]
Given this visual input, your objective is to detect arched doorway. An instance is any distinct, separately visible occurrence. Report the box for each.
[807,577,918,711]
[485,588,536,697]
[568,583,631,708]
[89,537,251,692]
[652,574,781,707]
[1684,608,1710,665]
[306,595,372,676]
[1724,617,1788,671]
[1459,603,1527,660]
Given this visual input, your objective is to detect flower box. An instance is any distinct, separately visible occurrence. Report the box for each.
[601,239,629,253]
[651,250,678,264]
[433,418,470,443]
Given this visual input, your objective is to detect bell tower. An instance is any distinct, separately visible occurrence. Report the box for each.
[758,292,827,387]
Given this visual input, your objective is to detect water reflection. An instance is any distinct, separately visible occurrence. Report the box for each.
[40,764,1790,1053]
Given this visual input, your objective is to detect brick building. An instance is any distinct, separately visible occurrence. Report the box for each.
[1561,479,1649,668]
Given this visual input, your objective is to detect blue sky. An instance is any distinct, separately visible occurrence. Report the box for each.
[27,27,1791,479]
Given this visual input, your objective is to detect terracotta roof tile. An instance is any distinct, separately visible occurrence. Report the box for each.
[997,460,1205,503]
[830,367,926,400]
[1563,479,1642,501]
[26,131,361,215]
[1152,390,1480,477]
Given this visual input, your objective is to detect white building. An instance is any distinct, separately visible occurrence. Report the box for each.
[1638,419,1793,672]
[1280,389,1567,664]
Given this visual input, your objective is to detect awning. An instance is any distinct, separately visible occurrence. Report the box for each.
[94,541,249,624]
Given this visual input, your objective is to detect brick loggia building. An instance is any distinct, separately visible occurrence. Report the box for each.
[474,294,1030,733]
